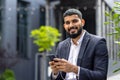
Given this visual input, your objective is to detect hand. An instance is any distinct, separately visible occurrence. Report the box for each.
[49,61,59,75]
[54,58,78,74]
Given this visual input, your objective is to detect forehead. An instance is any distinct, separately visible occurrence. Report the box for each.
[64,14,80,21]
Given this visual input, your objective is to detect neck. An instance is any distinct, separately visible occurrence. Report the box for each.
[72,30,84,45]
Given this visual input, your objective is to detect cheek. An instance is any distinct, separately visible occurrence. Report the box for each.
[77,23,83,29]
[64,25,68,31]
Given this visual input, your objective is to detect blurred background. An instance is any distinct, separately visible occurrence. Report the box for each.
[0,0,120,80]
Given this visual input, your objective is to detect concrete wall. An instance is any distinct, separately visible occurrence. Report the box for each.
[2,0,17,56]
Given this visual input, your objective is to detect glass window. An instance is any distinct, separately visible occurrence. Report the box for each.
[39,6,45,26]
[17,0,29,58]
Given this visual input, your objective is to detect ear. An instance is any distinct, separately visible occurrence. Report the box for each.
[81,19,85,26]
[63,24,66,29]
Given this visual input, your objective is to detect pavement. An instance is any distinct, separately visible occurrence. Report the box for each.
[107,59,120,80]
[107,73,120,80]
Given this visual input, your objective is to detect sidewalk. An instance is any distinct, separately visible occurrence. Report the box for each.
[107,59,120,80]
[107,73,120,80]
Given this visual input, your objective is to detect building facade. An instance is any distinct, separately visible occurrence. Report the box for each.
[0,0,119,80]
[0,0,46,80]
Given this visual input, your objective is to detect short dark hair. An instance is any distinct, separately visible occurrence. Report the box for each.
[63,8,82,19]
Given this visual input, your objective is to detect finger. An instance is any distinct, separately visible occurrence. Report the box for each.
[54,58,61,62]
[51,65,56,69]
[49,61,54,65]
[51,64,58,70]
[54,61,63,66]
[49,62,52,65]
[56,62,66,69]
[49,61,57,67]
[55,58,68,63]
[56,66,66,72]
[61,58,68,62]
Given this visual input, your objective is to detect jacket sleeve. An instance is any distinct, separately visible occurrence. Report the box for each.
[50,42,65,80]
[79,39,108,80]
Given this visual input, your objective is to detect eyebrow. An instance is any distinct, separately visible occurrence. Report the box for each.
[64,18,79,23]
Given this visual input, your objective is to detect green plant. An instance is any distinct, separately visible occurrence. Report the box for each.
[30,25,61,52]
[0,69,15,80]
[105,2,120,73]
[0,48,17,80]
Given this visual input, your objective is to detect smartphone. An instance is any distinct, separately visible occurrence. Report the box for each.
[48,54,57,62]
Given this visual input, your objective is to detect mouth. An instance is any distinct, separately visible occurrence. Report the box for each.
[69,29,77,34]
[68,27,78,34]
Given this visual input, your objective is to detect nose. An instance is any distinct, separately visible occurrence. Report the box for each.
[69,22,74,28]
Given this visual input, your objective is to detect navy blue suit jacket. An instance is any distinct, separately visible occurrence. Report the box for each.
[51,31,108,80]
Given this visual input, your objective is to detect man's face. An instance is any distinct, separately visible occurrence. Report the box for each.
[64,14,84,38]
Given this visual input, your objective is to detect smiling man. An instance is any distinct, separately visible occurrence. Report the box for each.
[49,8,108,80]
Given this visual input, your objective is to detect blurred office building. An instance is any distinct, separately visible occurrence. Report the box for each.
[0,0,119,80]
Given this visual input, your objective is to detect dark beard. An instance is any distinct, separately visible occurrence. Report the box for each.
[67,27,83,39]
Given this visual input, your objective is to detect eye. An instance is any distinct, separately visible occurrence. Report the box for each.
[72,19,78,23]
[65,21,70,25]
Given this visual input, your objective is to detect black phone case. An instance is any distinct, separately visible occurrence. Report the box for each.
[48,54,56,61]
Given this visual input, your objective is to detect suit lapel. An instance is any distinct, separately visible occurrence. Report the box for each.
[64,38,71,60]
[77,32,90,66]
[61,38,71,79]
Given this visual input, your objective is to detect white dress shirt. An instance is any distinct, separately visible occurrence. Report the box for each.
[65,31,85,80]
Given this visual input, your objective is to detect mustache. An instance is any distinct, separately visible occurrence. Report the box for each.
[68,26,78,31]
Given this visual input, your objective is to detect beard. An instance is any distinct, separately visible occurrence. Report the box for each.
[67,26,83,39]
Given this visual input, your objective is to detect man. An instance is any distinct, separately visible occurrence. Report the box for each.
[49,8,108,80]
